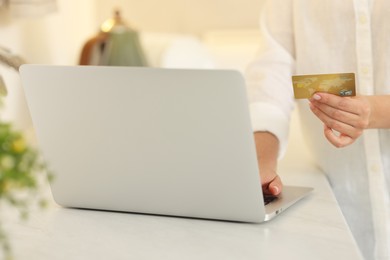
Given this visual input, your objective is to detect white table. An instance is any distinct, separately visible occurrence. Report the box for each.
[2,108,364,260]
[1,154,363,260]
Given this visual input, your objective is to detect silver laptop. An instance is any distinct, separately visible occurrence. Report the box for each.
[20,64,312,223]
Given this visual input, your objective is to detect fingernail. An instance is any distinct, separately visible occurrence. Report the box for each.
[312,94,321,100]
[272,186,279,195]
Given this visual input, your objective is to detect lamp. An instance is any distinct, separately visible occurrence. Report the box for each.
[79,9,148,67]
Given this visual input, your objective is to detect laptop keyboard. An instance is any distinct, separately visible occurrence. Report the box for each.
[263,194,277,205]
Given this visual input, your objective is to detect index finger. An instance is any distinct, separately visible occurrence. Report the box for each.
[262,175,282,196]
[310,92,359,115]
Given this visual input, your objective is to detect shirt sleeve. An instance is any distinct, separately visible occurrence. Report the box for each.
[245,0,296,159]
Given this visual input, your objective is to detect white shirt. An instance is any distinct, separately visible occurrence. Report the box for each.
[246,1,390,259]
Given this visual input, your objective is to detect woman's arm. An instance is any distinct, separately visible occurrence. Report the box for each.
[254,131,282,196]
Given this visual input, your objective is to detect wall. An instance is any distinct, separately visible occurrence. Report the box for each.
[1,0,266,65]
[95,0,265,34]
[0,0,97,65]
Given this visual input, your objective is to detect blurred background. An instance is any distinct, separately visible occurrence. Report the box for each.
[0,0,265,68]
[0,0,266,137]
[0,0,312,169]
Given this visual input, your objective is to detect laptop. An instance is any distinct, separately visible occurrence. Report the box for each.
[20,64,313,223]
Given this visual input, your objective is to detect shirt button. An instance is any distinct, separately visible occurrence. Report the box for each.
[361,66,370,75]
[359,14,368,24]
[370,164,381,173]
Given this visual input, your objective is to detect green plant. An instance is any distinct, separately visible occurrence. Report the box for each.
[0,121,52,260]
[0,47,51,259]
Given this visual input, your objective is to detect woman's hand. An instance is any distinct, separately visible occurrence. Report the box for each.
[261,172,282,196]
[309,93,371,147]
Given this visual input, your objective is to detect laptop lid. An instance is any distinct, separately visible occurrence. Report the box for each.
[20,65,311,223]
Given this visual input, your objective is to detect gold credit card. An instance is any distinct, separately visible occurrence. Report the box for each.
[292,73,356,99]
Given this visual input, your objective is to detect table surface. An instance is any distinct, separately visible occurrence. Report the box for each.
[1,153,363,260]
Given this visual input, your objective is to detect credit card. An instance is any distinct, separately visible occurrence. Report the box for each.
[292,73,356,99]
